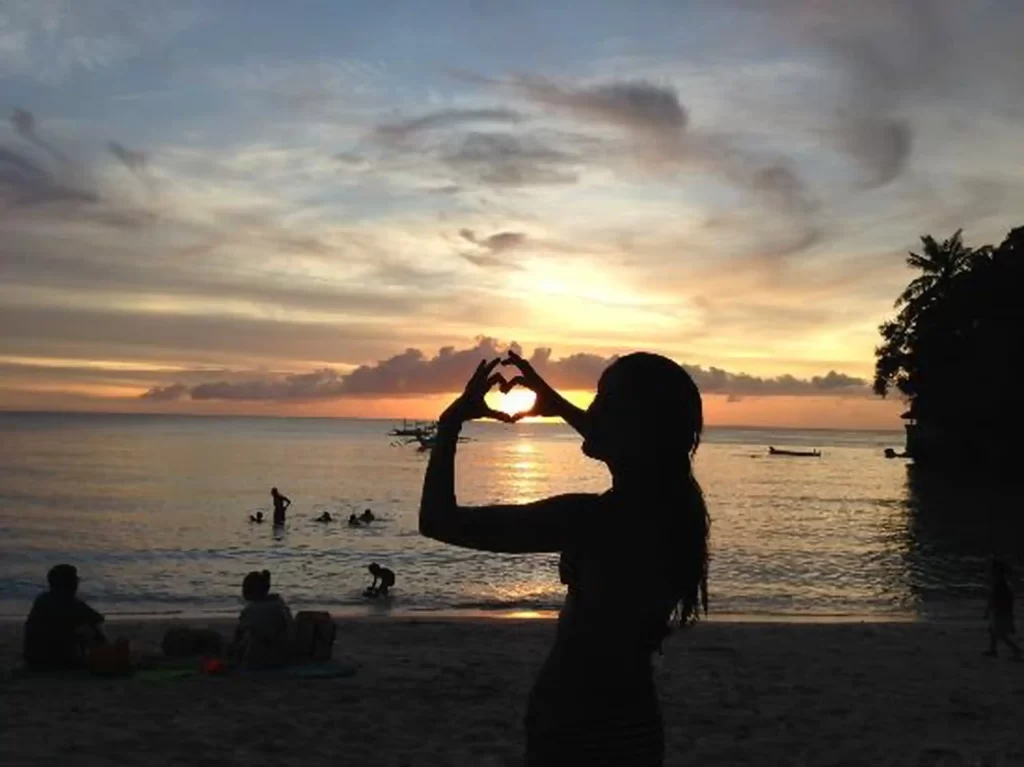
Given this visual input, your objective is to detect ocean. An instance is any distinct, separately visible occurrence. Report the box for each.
[1,412,1020,621]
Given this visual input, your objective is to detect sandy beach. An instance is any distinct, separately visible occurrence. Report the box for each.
[1,617,1022,766]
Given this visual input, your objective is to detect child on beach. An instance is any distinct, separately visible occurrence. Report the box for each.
[366,563,395,597]
[984,559,1021,661]
[228,570,293,668]
[23,564,107,671]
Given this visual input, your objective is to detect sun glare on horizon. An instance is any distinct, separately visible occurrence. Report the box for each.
[494,387,537,418]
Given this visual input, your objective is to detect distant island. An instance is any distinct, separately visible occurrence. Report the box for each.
[874,226,1024,477]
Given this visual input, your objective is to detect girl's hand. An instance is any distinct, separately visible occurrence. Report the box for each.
[499,349,564,420]
[439,358,514,426]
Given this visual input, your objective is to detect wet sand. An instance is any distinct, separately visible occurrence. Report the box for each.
[2,617,1023,766]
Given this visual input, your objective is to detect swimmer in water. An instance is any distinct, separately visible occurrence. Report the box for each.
[360,509,375,523]
[250,511,264,524]
[315,511,333,523]
[366,563,395,597]
[348,514,362,527]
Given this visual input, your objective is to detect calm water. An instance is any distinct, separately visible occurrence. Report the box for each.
[1,412,1021,620]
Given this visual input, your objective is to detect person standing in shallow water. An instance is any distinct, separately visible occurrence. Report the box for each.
[984,559,1021,660]
[420,351,710,767]
[270,487,291,526]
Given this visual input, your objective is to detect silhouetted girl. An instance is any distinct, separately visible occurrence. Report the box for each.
[420,351,709,766]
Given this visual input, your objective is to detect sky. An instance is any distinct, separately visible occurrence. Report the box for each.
[2,0,1022,428]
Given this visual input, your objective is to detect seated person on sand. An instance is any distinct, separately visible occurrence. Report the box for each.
[250,511,264,523]
[365,563,395,597]
[23,564,107,671]
[348,514,362,527]
[228,570,293,668]
[315,511,333,523]
[360,508,375,523]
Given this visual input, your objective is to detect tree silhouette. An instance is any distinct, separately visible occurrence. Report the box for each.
[874,226,1024,475]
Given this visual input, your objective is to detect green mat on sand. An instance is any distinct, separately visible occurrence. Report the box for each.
[5,662,357,682]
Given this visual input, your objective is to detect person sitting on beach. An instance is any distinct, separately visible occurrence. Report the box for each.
[360,509,375,523]
[270,487,291,526]
[315,511,333,523]
[348,514,362,527]
[23,564,107,671]
[366,563,395,597]
[420,351,710,766]
[228,570,293,668]
[250,511,264,524]
[984,559,1021,661]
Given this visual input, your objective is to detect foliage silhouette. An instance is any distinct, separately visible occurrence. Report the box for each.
[874,226,1024,475]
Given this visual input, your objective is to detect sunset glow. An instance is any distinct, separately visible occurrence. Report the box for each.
[2,2,1020,428]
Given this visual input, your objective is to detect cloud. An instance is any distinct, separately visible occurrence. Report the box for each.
[457,228,528,268]
[512,78,687,140]
[836,116,912,189]
[191,369,346,401]
[139,382,188,401]
[139,338,869,402]
[0,146,97,208]
[443,132,579,187]
[9,107,70,166]
[0,1,202,83]
[721,0,1024,187]
[486,76,820,240]
[375,108,523,145]
[108,141,147,174]
[459,229,527,253]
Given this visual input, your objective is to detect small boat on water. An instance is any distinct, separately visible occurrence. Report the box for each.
[388,419,437,437]
[768,446,821,457]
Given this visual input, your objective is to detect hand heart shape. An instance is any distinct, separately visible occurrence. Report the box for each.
[441,352,553,425]
[492,378,538,420]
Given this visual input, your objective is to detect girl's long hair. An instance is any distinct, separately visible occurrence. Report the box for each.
[606,353,710,636]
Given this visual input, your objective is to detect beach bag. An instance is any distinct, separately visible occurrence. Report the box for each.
[161,627,225,658]
[88,638,133,676]
[292,611,336,662]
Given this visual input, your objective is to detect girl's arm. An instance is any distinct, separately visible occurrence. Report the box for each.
[419,417,597,553]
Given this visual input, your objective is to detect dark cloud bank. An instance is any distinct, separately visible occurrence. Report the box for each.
[142,338,867,403]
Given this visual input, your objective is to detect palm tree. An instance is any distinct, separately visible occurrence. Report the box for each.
[893,230,972,323]
[875,225,1024,477]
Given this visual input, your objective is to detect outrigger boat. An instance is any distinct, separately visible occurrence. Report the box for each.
[388,419,437,437]
[389,420,466,451]
[768,446,821,457]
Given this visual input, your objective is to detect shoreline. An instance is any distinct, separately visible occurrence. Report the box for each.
[0,606,947,626]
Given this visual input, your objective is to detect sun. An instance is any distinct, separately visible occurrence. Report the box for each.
[494,387,537,418]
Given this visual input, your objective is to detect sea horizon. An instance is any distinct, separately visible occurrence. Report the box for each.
[0,408,906,436]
